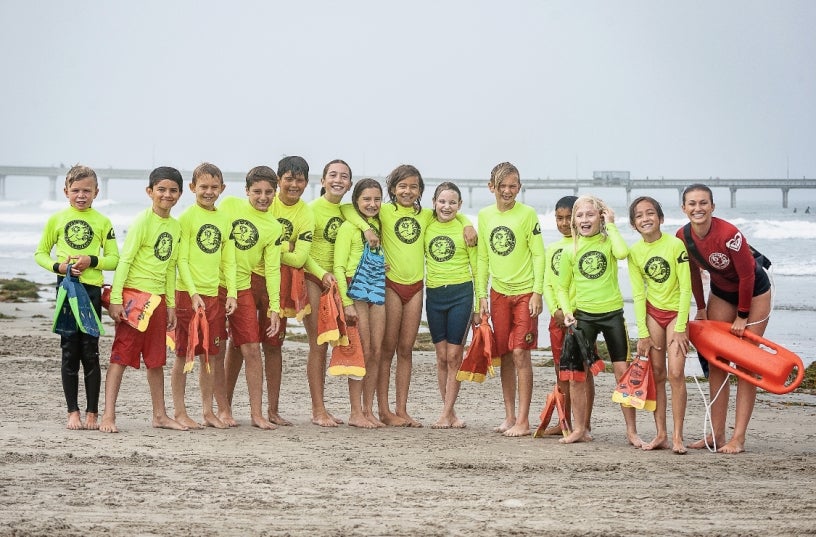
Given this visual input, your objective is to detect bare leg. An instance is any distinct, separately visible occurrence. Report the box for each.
[378,288,409,426]
[642,316,669,451]
[212,345,236,427]
[100,363,126,433]
[495,351,517,433]
[146,366,188,431]
[347,378,374,428]
[170,354,202,429]
[263,343,291,425]
[433,341,465,429]
[357,302,386,427]
[585,369,595,432]
[303,280,339,427]
[394,291,423,427]
[504,348,532,437]
[199,357,226,429]
[239,342,276,430]
[666,322,688,454]
[224,340,244,407]
[613,360,641,447]
[560,380,592,444]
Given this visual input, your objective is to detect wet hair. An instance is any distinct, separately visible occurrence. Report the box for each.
[385,164,424,214]
[431,181,462,219]
[149,166,183,190]
[571,195,608,249]
[489,162,520,188]
[278,156,310,182]
[351,178,383,220]
[64,164,97,187]
[629,196,664,227]
[555,195,578,211]
[192,162,223,184]
[320,159,352,197]
[245,165,278,190]
[682,183,714,205]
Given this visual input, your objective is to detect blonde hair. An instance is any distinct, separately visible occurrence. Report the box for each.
[488,162,519,188]
[571,195,608,251]
[64,164,97,187]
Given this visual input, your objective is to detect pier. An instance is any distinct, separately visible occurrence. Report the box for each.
[1,165,814,208]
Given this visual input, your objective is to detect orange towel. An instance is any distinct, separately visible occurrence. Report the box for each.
[328,324,366,379]
[183,307,210,374]
[316,281,348,346]
[456,315,497,383]
[279,266,311,322]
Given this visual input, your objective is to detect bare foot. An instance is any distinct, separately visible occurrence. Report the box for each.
[312,411,339,427]
[363,412,386,428]
[627,431,644,448]
[348,413,377,429]
[688,436,724,450]
[494,418,515,433]
[717,439,745,454]
[503,423,530,437]
[203,413,228,429]
[99,415,118,433]
[217,411,238,427]
[380,411,410,427]
[432,418,452,429]
[331,413,344,425]
[175,414,204,430]
[153,415,189,431]
[66,411,83,430]
[251,415,278,430]
[451,417,466,429]
[83,412,99,431]
[560,429,592,444]
[672,441,688,455]
[642,435,669,451]
[540,424,564,436]
[397,412,422,428]
[268,411,292,426]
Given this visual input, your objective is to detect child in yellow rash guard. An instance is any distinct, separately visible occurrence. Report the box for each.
[424,182,480,430]
[476,162,544,438]
[34,164,119,431]
[101,166,185,434]
[627,196,691,454]
[557,195,637,446]
[332,178,386,428]
[172,163,237,431]
[218,166,283,431]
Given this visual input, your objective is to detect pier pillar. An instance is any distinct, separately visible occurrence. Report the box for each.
[521,187,526,204]
[468,186,473,208]
[729,187,737,208]
[0,175,5,200]
[101,176,109,199]
[49,175,57,201]
[677,188,684,206]
[625,187,632,207]
[782,188,789,209]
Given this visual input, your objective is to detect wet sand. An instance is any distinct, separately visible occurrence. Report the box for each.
[1,299,815,536]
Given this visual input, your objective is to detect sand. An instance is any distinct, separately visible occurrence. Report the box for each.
[1,298,815,537]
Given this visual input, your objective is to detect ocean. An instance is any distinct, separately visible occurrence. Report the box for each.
[2,178,815,370]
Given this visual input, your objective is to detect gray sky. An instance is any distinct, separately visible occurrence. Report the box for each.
[1,0,814,180]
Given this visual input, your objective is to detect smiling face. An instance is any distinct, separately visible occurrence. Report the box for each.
[278,171,308,206]
[64,177,99,211]
[190,173,225,211]
[393,175,421,209]
[555,207,572,238]
[632,199,663,241]
[682,187,715,227]
[433,188,461,223]
[147,179,182,218]
[573,201,602,237]
[489,172,520,212]
[246,179,276,212]
[322,162,352,202]
[356,186,382,218]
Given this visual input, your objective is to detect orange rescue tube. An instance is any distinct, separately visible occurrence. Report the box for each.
[688,320,804,394]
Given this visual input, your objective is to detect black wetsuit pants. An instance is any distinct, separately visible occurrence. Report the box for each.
[58,284,102,413]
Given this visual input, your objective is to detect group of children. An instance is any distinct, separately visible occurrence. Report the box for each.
[37,160,770,453]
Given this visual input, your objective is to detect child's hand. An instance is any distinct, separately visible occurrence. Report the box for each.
[266,311,281,337]
[321,273,337,289]
[564,314,577,327]
[463,225,478,247]
[344,305,358,325]
[479,298,490,318]
[471,312,481,326]
[637,337,657,357]
[602,206,615,224]
[68,255,91,272]
[364,229,380,249]
[553,308,566,328]
[224,297,237,316]
[108,303,125,323]
[528,292,543,317]
[166,307,177,331]
[191,294,205,312]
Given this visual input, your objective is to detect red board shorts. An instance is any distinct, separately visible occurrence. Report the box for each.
[174,291,224,356]
[228,289,261,347]
[548,316,566,367]
[490,289,538,357]
[110,293,167,369]
[251,272,286,347]
[385,278,424,306]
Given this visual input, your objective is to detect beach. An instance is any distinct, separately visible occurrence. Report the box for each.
[1,298,815,537]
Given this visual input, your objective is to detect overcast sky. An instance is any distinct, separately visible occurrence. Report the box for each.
[1,1,814,181]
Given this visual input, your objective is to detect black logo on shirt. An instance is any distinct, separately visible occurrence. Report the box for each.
[429,236,455,262]
[324,217,343,244]
[231,219,259,251]
[197,224,221,254]
[278,217,294,242]
[644,256,670,284]
[395,217,421,244]
[489,226,515,256]
[550,247,564,276]
[155,232,174,261]
[578,250,607,279]
[299,230,313,242]
[64,220,94,250]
